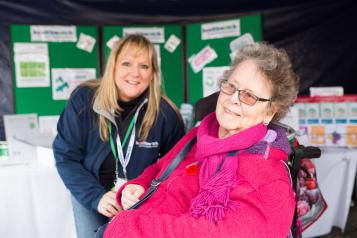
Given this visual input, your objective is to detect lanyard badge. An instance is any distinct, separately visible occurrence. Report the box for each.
[108,99,148,182]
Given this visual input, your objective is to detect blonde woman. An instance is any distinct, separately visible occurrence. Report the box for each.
[53,35,185,238]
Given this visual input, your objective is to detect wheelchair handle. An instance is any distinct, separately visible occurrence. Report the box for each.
[295,145,321,159]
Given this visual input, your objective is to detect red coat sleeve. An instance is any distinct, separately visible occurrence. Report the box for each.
[260,180,296,237]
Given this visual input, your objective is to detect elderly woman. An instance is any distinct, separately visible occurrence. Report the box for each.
[103,42,299,238]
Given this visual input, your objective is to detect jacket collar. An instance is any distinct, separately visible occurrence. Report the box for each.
[93,97,117,127]
[92,95,149,129]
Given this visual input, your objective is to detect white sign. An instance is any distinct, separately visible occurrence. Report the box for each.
[229,33,254,52]
[164,34,181,53]
[201,19,241,40]
[123,27,165,43]
[76,33,96,53]
[3,114,39,163]
[202,66,229,97]
[309,86,344,97]
[189,46,218,73]
[14,43,50,88]
[52,68,96,100]
[30,25,77,42]
[229,33,254,61]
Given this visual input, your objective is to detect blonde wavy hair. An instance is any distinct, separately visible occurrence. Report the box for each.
[83,34,165,141]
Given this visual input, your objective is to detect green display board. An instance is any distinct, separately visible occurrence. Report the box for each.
[103,25,184,107]
[11,25,99,116]
[186,15,262,105]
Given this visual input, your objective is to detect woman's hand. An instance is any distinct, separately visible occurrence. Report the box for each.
[98,191,122,218]
[121,184,145,210]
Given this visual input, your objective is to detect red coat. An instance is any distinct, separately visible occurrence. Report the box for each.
[104,126,295,238]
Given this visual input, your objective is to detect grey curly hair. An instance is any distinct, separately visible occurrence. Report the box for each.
[224,42,300,121]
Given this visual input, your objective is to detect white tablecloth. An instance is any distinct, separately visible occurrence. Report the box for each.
[0,164,77,238]
[303,147,357,237]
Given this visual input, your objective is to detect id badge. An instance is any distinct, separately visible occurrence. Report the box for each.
[113,178,127,192]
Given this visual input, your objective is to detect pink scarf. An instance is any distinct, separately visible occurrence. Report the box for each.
[189,112,267,223]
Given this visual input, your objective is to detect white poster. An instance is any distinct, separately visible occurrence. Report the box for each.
[14,43,50,88]
[106,35,121,49]
[229,33,254,61]
[3,114,39,163]
[123,27,165,43]
[76,33,96,53]
[52,68,96,100]
[201,19,240,40]
[189,45,218,73]
[202,66,229,97]
[30,25,77,42]
[164,34,181,53]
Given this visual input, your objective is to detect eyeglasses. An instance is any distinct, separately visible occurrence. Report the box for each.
[220,80,271,106]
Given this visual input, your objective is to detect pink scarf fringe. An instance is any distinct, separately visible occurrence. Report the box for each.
[189,113,267,223]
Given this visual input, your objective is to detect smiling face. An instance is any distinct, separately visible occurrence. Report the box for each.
[216,59,276,138]
[114,44,153,102]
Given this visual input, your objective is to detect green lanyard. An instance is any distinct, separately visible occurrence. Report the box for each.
[108,115,136,161]
[108,98,148,180]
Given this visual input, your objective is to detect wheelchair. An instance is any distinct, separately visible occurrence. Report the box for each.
[194,92,322,238]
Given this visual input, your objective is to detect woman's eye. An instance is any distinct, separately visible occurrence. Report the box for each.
[228,83,236,92]
[121,62,130,67]
[140,64,150,70]
[245,92,254,98]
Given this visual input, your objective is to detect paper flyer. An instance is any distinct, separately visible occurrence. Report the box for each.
[76,33,96,53]
[52,68,96,100]
[14,43,50,88]
[325,124,345,146]
[229,33,254,52]
[309,125,326,145]
[3,114,39,163]
[347,125,357,146]
[164,34,181,53]
[106,35,120,49]
[30,25,77,42]
[123,27,165,43]
[202,66,229,97]
[201,19,240,40]
[229,33,254,61]
[189,46,218,73]
[335,102,348,118]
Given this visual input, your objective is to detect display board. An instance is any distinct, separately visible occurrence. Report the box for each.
[103,25,184,107]
[186,15,262,104]
[11,25,99,116]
